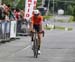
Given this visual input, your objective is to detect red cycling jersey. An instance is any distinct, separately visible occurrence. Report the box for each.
[31,15,43,25]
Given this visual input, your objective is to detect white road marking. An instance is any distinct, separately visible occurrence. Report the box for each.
[8,45,31,57]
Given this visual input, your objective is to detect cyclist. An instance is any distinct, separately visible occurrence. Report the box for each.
[30,9,44,54]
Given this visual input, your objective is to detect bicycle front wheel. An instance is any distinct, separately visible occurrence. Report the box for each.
[33,39,38,58]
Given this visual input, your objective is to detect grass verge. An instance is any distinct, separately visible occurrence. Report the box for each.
[43,16,53,20]
[44,25,73,31]
[68,16,75,22]
[57,19,64,22]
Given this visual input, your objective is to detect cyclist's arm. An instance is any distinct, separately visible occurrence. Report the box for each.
[40,16,44,31]
[29,17,34,31]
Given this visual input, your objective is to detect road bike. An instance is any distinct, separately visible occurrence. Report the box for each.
[31,31,44,58]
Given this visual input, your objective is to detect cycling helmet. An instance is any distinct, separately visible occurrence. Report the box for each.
[33,10,40,16]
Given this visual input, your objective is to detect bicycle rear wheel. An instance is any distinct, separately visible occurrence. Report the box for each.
[33,39,38,58]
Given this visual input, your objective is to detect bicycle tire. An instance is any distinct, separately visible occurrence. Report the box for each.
[33,39,38,58]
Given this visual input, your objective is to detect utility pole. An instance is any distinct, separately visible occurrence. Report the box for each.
[53,0,54,16]
[42,0,45,7]
[53,0,55,29]
[46,0,50,15]
[0,0,2,5]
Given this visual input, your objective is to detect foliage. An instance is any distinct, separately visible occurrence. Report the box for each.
[67,5,73,15]
[68,16,75,22]
[43,16,53,19]
[2,0,75,15]
[37,0,42,7]
[2,0,13,7]
[16,0,25,9]
[72,6,75,21]
[2,0,42,9]
[46,0,75,15]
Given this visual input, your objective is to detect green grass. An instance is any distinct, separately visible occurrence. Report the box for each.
[55,26,65,30]
[68,28,73,31]
[43,16,53,20]
[44,26,52,30]
[44,25,73,31]
[68,16,75,22]
[56,16,75,23]
[57,19,64,22]
[55,26,73,31]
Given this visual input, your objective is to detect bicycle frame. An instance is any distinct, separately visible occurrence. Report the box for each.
[32,31,38,58]
[31,31,44,58]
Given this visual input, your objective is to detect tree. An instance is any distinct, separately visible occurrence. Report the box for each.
[73,6,75,21]
[37,0,42,7]
[67,5,73,15]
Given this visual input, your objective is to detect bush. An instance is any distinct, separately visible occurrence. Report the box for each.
[68,16,75,22]
[43,16,53,20]
[67,5,73,15]
[72,6,75,21]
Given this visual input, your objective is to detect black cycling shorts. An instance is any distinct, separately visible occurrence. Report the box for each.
[33,24,40,32]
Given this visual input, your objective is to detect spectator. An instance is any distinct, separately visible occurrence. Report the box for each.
[15,8,21,33]
[20,9,24,20]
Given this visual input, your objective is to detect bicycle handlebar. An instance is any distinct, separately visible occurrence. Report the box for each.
[31,31,45,37]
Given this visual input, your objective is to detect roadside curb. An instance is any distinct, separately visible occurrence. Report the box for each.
[0,37,20,43]
[44,24,73,31]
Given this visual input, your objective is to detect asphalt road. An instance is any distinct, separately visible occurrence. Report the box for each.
[0,16,75,62]
[0,29,75,62]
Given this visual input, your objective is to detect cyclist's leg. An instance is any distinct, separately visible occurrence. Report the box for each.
[30,31,34,50]
[29,22,34,42]
[36,25,42,50]
[31,25,36,49]
[32,25,42,50]
[38,33,42,50]
[31,32,34,41]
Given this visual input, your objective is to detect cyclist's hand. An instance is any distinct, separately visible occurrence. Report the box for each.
[41,30,45,37]
[29,28,34,32]
[29,29,34,36]
[40,29,44,33]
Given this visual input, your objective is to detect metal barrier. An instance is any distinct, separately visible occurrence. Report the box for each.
[17,19,30,36]
[0,20,10,42]
[0,20,17,42]
[10,20,17,38]
[0,19,30,42]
